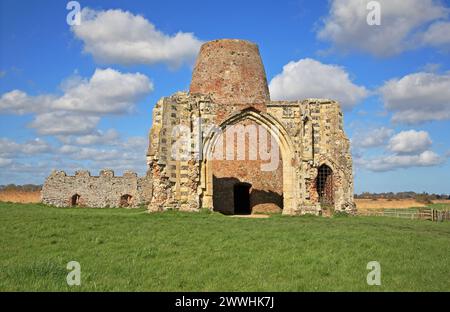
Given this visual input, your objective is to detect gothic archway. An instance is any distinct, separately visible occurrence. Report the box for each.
[200,109,297,214]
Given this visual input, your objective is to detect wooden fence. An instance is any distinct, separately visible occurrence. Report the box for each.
[357,208,450,221]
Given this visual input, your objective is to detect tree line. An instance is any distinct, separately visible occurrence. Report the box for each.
[355,192,450,204]
[0,184,42,192]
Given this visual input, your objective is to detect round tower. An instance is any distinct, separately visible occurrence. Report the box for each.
[189,39,270,106]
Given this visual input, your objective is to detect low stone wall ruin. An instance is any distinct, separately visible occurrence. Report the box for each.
[41,169,152,208]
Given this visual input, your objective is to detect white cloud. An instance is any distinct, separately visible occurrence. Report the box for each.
[317,0,449,57]
[59,145,122,161]
[73,129,120,145]
[0,90,54,115]
[21,139,53,154]
[29,111,100,136]
[52,68,152,114]
[269,58,368,109]
[354,128,445,172]
[0,69,152,116]
[379,72,450,124]
[388,130,432,154]
[361,150,444,172]
[0,157,13,167]
[72,8,202,67]
[420,21,450,47]
[0,68,153,136]
[0,138,52,157]
[56,136,147,170]
[352,127,394,148]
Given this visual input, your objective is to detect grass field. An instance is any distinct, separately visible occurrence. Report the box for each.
[355,198,426,209]
[1,202,449,291]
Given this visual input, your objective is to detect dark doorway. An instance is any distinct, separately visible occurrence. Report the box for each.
[120,194,132,207]
[71,194,80,206]
[317,165,334,205]
[233,183,251,215]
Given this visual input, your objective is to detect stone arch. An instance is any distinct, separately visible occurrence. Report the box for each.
[200,108,297,214]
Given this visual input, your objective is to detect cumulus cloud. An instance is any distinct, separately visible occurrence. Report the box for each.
[72,8,202,67]
[0,68,153,116]
[352,127,394,148]
[53,68,152,114]
[379,72,450,124]
[388,130,432,154]
[0,138,52,157]
[73,129,120,146]
[29,112,100,136]
[317,0,449,57]
[420,21,450,47]
[354,129,445,172]
[0,90,54,115]
[0,68,153,136]
[269,58,368,109]
[58,145,122,161]
[56,136,147,170]
[360,150,444,172]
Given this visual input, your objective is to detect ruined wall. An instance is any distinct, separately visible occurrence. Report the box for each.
[147,92,207,212]
[42,169,152,208]
[268,99,355,213]
[147,93,354,214]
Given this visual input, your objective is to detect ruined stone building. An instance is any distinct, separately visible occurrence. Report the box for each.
[43,39,355,215]
[42,169,152,208]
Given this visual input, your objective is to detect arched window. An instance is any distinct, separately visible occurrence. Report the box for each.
[71,194,80,206]
[120,194,133,207]
[317,165,334,205]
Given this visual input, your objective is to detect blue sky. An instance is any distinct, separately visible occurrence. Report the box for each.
[0,0,449,194]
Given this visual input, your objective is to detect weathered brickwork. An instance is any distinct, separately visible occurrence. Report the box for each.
[190,40,270,113]
[42,169,152,208]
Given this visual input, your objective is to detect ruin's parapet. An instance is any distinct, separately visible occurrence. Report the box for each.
[42,169,152,208]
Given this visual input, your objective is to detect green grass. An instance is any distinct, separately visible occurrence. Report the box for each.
[428,203,450,211]
[1,202,449,291]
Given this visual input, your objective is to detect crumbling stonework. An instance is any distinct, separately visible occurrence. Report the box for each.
[42,169,152,208]
[147,39,355,215]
